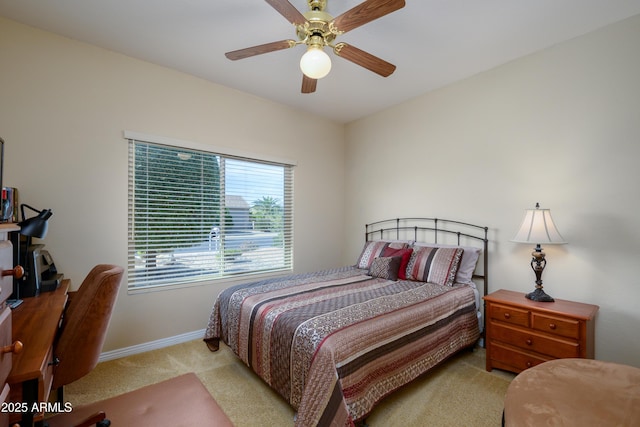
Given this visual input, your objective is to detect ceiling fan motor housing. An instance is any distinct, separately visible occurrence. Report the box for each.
[298,10,336,45]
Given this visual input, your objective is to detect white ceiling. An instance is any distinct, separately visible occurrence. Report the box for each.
[2,0,640,124]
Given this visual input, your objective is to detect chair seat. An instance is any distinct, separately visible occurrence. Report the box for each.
[504,358,640,426]
[46,373,233,427]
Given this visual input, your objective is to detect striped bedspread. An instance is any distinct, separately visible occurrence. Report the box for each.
[204,266,480,426]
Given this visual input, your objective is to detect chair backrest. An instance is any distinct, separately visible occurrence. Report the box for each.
[52,264,124,390]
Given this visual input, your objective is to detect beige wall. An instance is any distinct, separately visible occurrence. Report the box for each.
[344,14,640,367]
[0,17,346,351]
[2,13,639,368]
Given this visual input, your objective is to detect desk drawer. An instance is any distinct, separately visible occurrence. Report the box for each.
[0,240,12,305]
[0,307,11,383]
[7,344,55,424]
[0,383,10,427]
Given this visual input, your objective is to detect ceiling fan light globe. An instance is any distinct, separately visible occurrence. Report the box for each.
[300,48,331,79]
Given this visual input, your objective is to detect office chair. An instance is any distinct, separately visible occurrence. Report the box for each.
[51,264,123,406]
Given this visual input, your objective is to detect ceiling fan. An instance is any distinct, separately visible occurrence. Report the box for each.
[225,0,406,94]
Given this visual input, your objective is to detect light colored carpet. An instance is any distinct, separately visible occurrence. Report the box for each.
[64,340,514,426]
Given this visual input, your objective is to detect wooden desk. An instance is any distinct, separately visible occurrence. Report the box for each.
[8,280,69,426]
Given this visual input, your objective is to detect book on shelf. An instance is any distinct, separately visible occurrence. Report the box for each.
[1,187,18,223]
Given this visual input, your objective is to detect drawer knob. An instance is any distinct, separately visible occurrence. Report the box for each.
[503,313,511,319]
[1,340,23,355]
[1,265,24,279]
[549,323,557,330]
[526,339,533,346]
[526,361,532,368]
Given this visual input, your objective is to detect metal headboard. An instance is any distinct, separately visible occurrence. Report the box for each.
[365,217,489,333]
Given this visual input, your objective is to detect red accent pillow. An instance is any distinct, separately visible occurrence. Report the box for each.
[382,247,413,280]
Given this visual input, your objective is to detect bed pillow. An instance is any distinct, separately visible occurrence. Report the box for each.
[368,256,402,281]
[413,243,481,285]
[404,246,464,286]
[382,247,413,280]
[356,241,409,269]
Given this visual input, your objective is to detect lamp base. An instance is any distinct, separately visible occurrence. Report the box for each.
[525,287,554,302]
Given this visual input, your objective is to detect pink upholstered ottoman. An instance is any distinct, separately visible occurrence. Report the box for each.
[46,373,233,427]
[504,358,640,426]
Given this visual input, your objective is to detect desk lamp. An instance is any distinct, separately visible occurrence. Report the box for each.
[18,204,52,239]
[511,203,566,302]
[8,204,53,308]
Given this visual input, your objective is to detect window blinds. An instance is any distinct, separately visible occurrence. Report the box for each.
[127,138,293,290]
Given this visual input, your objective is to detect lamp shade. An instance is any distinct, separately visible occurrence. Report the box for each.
[511,204,566,245]
[300,47,332,79]
[18,204,53,238]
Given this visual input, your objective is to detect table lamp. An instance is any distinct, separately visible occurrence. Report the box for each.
[511,203,566,302]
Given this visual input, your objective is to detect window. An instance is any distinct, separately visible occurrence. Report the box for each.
[126,134,294,290]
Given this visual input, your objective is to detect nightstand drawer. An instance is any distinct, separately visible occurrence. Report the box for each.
[532,312,580,339]
[490,322,580,359]
[489,303,530,328]
[489,341,551,371]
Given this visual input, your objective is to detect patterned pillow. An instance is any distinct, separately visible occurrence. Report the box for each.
[413,243,481,285]
[368,256,402,281]
[382,247,413,280]
[356,241,409,269]
[404,246,464,286]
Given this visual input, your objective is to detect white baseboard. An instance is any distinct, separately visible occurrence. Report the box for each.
[99,329,206,363]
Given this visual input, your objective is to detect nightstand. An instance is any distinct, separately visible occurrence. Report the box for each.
[483,289,599,373]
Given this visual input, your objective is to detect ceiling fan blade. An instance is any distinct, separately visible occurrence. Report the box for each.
[301,74,317,94]
[265,0,307,26]
[334,43,396,77]
[225,40,296,60]
[332,0,405,34]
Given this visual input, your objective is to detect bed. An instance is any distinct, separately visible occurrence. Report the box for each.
[204,217,489,426]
